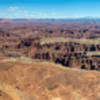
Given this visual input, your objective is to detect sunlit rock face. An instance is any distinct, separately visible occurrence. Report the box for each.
[1,19,100,71]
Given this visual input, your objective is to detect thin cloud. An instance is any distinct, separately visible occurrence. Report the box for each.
[7,7,59,18]
[8,6,19,12]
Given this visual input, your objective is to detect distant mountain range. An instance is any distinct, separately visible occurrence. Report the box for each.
[0,17,100,23]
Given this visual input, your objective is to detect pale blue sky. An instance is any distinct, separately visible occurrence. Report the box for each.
[0,0,100,18]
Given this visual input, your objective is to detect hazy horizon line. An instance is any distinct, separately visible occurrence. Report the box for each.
[1,17,100,20]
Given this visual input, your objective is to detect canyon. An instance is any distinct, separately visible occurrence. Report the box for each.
[1,19,100,100]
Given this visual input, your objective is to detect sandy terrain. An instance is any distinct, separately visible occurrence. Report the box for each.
[0,57,100,100]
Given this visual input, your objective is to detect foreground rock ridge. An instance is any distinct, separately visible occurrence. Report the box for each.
[0,58,100,100]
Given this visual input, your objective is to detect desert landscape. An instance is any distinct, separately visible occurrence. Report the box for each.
[0,19,100,100]
[1,19,100,70]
